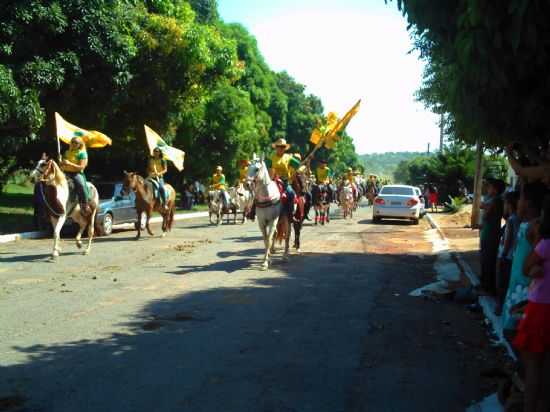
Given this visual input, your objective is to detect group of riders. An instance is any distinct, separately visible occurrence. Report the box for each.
[59,135,379,223]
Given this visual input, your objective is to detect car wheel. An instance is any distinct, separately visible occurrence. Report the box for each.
[412,218,419,225]
[100,213,113,236]
[373,216,380,224]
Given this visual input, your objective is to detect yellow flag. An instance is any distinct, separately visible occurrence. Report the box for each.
[55,112,112,148]
[310,128,322,145]
[144,125,185,171]
[329,99,361,137]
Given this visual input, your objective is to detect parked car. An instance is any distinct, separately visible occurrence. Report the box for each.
[34,181,144,236]
[372,184,423,224]
[94,182,144,236]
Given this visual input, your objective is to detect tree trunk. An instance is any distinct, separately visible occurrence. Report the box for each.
[471,140,483,229]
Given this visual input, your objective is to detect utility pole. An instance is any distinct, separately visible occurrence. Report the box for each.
[471,139,483,229]
[427,142,430,154]
[439,113,445,151]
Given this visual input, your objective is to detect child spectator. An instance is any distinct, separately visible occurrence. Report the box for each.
[479,178,505,295]
[496,191,520,315]
[516,196,550,412]
[502,184,543,337]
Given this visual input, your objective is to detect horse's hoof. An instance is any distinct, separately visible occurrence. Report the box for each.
[161,232,166,238]
[76,241,82,249]
[282,254,289,261]
[83,249,90,256]
[261,262,269,270]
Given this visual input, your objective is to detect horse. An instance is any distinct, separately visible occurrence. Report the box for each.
[339,183,354,219]
[208,190,237,225]
[30,154,99,258]
[290,171,307,251]
[247,157,282,269]
[122,172,176,239]
[228,184,253,224]
[311,183,331,225]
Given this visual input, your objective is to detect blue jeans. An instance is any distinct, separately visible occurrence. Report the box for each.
[284,182,295,216]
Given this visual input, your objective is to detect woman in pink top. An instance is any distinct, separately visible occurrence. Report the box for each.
[519,198,550,412]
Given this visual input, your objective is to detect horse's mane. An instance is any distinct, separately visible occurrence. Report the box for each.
[50,161,67,186]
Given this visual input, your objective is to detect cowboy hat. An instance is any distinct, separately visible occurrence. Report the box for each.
[216,165,223,171]
[347,167,353,172]
[318,159,328,164]
[271,138,291,150]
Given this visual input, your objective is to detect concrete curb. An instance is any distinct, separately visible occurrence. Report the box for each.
[0,210,210,244]
[425,213,516,361]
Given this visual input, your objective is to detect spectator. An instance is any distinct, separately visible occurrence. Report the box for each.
[479,178,505,295]
[516,195,550,412]
[501,185,542,337]
[429,185,439,212]
[423,184,431,210]
[495,191,520,315]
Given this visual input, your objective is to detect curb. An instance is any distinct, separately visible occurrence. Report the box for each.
[0,211,210,244]
[425,213,516,361]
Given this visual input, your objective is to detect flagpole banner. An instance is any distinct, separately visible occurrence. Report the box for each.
[144,125,185,171]
[55,112,112,148]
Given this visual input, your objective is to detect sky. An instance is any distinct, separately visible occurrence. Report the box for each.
[217,0,441,155]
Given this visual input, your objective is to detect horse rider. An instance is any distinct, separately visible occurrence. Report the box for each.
[147,146,168,210]
[60,136,91,216]
[267,138,301,221]
[346,167,358,199]
[211,165,230,209]
[238,159,250,187]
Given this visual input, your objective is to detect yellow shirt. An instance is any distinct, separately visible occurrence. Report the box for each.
[148,158,166,178]
[62,148,87,173]
[316,166,331,184]
[271,153,300,181]
[239,166,248,183]
[212,173,226,190]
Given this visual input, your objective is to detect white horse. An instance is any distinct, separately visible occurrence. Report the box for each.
[228,184,253,224]
[208,190,236,225]
[248,156,282,270]
[31,154,99,258]
[339,183,354,219]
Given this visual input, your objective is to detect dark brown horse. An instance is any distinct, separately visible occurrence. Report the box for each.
[122,172,176,239]
[290,171,307,251]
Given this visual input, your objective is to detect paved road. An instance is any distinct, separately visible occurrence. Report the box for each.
[0,205,491,411]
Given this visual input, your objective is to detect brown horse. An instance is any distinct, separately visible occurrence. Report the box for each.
[122,172,176,239]
[31,154,99,258]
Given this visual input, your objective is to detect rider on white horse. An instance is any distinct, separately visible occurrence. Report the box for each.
[266,138,301,221]
[60,136,91,216]
[211,165,230,209]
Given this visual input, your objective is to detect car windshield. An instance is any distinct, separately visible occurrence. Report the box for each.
[96,183,116,199]
[380,186,414,196]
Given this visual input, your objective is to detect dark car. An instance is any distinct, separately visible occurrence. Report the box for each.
[95,182,143,236]
[33,181,143,236]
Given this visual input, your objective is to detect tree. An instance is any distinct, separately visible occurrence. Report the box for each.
[389,0,550,147]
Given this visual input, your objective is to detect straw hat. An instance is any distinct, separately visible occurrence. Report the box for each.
[271,138,291,150]
[347,167,353,172]
[216,165,223,172]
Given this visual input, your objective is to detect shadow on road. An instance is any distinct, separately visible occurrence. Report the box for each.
[1,245,487,412]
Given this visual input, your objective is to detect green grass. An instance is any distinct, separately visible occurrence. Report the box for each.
[0,183,210,234]
[0,183,35,234]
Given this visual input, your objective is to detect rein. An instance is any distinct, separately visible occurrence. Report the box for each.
[39,182,65,217]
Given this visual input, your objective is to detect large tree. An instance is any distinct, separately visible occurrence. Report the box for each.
[389,0,550,147]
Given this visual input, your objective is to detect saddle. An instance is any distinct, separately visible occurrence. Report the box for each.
[146,178,169,202]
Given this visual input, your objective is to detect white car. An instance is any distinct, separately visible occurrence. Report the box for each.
[413,186,426,216]
[372,185,423,224]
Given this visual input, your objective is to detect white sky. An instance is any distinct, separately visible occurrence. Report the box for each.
[218,0,441,154]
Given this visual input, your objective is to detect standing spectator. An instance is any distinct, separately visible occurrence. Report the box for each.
[502,186,542,337]
[479,178,505,295]
[429,185,439,212]
[423,184,431,210]
[516,196,550,412]
[495,191,520,315]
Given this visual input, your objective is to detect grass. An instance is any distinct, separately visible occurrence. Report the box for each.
[0,183,210,234]
[0,183,35,234]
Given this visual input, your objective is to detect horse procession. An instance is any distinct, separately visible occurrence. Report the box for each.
[29,102,368,269]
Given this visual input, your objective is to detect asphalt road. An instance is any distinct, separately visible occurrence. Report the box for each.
[0,205,494,412]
